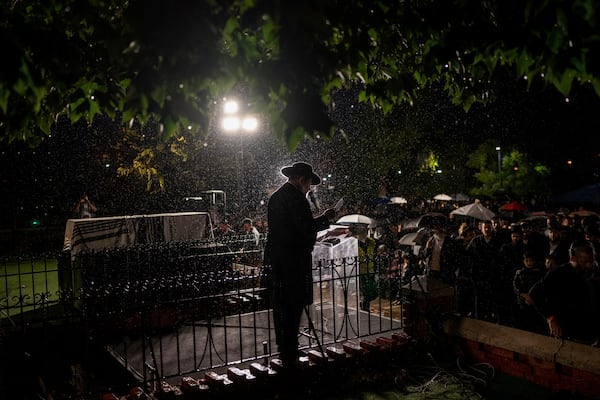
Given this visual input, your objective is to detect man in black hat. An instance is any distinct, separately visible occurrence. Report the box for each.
[263,162,335,369]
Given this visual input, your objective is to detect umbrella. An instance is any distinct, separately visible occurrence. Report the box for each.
[450,202,495,220]
[499,201,527,211]
[402,212,447,229]
[398,228,430,246]
[390,196,408,204]
[336,214,374,226]
[433,193,452,201]
[569,209,599,217]
[398,231,419,246]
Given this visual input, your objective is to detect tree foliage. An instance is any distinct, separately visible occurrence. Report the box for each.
[2,0,599,150]
[468,141,551,198]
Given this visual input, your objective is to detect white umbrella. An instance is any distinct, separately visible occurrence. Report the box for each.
[390,196,408,204]
[398,231,419,246]
[450,202,495,220]
[336,214,374,226]
[398,228,430,246]
[433,193,452,201]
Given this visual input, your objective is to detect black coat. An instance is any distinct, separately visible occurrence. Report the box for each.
[264,182,330,304]
[529,263,600,342]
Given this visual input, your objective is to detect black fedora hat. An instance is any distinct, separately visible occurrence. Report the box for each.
[281,162,321,185]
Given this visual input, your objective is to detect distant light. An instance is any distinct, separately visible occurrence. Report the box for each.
[223,100,239,114]
[567,159,573,166]
[222,116,241,132]
[187,125,192,130]
[241,116,258,131]
[398,170,402,175]
[436,169,443,174]
[105,163,110,168]
[495,146,501,151]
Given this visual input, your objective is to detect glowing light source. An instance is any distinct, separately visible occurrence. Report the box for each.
[241,116,258,132]
[222,116,241,132]
[223,100,239,114]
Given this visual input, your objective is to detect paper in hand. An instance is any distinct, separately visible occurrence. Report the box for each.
[334,197,344,212]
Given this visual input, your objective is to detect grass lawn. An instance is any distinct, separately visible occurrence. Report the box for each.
[0,256,60,317]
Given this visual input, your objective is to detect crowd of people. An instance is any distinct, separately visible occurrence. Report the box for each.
[363,206,600,346]
[210,190,600,347]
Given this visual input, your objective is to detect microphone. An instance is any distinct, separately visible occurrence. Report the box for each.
[308,191,319,211]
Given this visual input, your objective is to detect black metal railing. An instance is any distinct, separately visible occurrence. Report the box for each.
[1,237,405,390]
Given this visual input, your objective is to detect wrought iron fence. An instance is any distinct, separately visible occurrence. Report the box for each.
[1,236,405,389]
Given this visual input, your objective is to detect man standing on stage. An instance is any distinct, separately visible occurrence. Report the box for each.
[263,162,335,369]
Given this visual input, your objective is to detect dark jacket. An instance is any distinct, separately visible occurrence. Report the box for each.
[264,182,330,304]
[529,263,600,342]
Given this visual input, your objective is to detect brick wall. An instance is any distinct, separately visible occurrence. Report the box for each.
[443,316,600,399]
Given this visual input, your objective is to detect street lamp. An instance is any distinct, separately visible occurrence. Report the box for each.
[220,99,259,213]
[496,146,502,188]
[495,147,501,173]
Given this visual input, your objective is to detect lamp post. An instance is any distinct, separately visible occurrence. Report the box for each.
[495,147,501,173]
[221,99,258,213]
[496,146,502,189]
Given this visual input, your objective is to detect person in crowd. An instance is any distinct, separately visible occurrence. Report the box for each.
[455,225,477,316]
[546,223,570,266]
[424,219,462,285]
[238,217,262,267]
[520,220,549,264]
[497,224,526,325]
[466,219,503,321]
[349,222,378,311]
[544,254,558,271]
[513,251,547,333]
[387,250,402,304]
[451,222,467,240]
[73,192,97,218]
[376,219,401,252]
[240,217,260,249]
[263,162,335,370]
[500,224,526,270]
[459,225,477,245]
[529,240,599,344]
[375,244,392,299]
[254,216,268,234]
[583,222,600,259]
[388,251,419,305]
[213,219,235,239]
[492,216,511,244]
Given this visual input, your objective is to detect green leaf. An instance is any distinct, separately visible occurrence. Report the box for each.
[38,114,52,134]
[555,68,577,96]
[591,78,600,97]
[162,116,178,139]
[287,126,306,150]
[70,97,86,111]
[89,98,101,120]
[0,85,10,114]
[12,78,28,96]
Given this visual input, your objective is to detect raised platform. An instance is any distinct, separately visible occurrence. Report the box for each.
[105,303,403,384]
